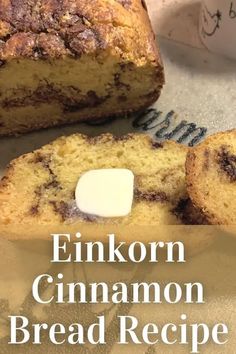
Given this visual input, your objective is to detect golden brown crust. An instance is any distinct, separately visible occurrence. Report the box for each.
[186,129,236,225]
[0,0,162,65]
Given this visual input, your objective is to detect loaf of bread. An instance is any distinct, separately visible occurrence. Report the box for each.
[0,133,200,239]
[0,0,164,136]
[186,130,236,225]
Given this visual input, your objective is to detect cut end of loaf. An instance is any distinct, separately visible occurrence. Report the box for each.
[0,0,164,135]
[0,56,163,135]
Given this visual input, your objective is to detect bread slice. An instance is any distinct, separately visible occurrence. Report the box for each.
[0,0,164,136]
[186,130,236,225]
[0,133,202,239]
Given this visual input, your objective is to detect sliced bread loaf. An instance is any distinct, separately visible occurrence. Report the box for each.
[0,0,164,136]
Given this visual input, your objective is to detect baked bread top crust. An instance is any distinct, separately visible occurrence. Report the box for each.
[0,0,161,65]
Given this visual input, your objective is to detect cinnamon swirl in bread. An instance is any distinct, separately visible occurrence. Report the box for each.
[0,134,198,240]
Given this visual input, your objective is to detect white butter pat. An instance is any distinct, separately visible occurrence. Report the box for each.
[75,169,134,218]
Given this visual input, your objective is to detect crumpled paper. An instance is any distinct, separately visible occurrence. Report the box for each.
[146,0,204,48]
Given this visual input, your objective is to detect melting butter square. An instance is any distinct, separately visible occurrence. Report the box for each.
[75,169,134,217]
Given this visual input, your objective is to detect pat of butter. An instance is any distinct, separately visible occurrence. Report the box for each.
[75,169,134,218]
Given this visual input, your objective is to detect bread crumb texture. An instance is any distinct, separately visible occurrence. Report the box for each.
[186,129,236,225]
[0,134,194,227]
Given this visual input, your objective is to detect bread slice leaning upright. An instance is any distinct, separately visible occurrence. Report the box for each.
[186,129,236,225]
[0,133,200,240]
